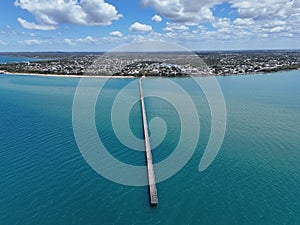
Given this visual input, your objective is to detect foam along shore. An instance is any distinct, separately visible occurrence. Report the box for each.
[3,72,135,79]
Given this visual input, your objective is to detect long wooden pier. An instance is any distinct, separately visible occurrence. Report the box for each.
[139,77,158,206]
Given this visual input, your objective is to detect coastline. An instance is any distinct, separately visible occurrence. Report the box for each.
[3,72,135,79]
[1,69,299,79]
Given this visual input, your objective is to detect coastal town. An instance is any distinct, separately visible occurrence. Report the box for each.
[0,50,299,76]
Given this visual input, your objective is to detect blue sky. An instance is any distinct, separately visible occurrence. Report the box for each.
[0,0,299,51]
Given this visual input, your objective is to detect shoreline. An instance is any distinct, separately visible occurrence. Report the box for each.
[3,72,135,79]
[1,69,299,79]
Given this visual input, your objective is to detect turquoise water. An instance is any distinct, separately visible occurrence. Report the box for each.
[0,71,299,225]
[0,56,47,64]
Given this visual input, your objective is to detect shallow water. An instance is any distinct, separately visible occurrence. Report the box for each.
[0,71,299,225]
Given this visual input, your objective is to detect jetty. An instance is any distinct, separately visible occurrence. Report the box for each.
[139,77,158,206]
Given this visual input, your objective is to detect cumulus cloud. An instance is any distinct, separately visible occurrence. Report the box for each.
[231,0,299,20]
[6,0,300,50]
[164,22,189,32]
[17,18,56,30]
[110,31,123,37]
[79,36,97,43]
[152,15,162,23]
[141,0,218,23]
[64,36,99,45]
[269,26,286,33]
[64,38,76,46]
[15,0,122,30]
[233,18,254,26]
[129,22,153,32]
[142,0,300,24]
[142,0,300,46]
[23,39,46,45]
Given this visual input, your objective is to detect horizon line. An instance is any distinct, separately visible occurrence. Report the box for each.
[0,48,300,54]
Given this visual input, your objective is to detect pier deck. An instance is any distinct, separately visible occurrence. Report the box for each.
[139,77,158,206]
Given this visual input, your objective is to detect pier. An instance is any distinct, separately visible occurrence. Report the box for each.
[139,77,158,206]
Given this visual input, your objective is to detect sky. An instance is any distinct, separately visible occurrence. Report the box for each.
[0,0,299,51]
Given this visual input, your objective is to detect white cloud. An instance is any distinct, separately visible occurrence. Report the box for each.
[141,0,300,26]
[64,38,76,46]
[141,0,300,47]
[233,18,254,26]
[231,0,299,20]
[1,26,19,36]
[212,18,232,29]
[23,39,46,45]
[64,36,98,45]
[3,0,299,50]
[78,36,97,43]
[17,18,56,30]
[164,22,189,32]
[0,40,8,45]
[15,0,122,30]
[141,0,218,23]
[110,31,123,37]
[152,15,162,23]
[129,22,153,32]
[270,26,285,33]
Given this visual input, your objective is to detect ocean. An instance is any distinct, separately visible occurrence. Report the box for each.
[0,71,299,225]
[0,55,47,64]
